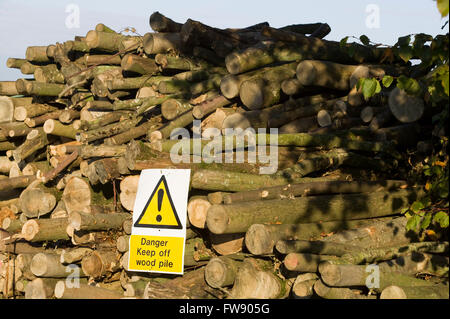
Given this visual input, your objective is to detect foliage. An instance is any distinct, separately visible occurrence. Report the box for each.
[340,1,449,235]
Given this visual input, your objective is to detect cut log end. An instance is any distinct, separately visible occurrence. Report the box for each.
[239,79,264,110]
[205,205,229,234]
[54,281,65,299]
[244,224,274,255]
[317,262,341,286]
[220,75,240,99]
[21,219,39,241]
[380,285,407,299]
[388,87,425,123]
[283,253,299,271]
[296,60,317,87]
[187,197,211,229]
[204,258,229,288]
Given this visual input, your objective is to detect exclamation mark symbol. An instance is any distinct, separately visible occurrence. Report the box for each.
[156,188,164,222]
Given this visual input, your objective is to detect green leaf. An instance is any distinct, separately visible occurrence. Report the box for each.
[400,207,410,215]
[340,36,349,49]
[437,0,449,17]
[410,200,425,213]
[397,35,411,47]
[356,77,365,91]
[406,215,421,231]
[433,211,449,228]
[397,45,414,63]
[421,213,432,230]
[441,74,449,96]
[359,35,370,46]
[361,78,378,100]
[396,75,421,95]
[375,80,382,94]
[382,75,394,88]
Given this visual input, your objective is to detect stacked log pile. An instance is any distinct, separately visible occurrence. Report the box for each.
[0,12,448,299]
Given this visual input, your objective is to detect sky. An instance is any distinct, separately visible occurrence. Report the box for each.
[0,0,447,80]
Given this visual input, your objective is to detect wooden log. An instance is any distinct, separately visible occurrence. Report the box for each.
[319,256,448,290]
[291,273,319,299]
[79,144,127,159]
[0,175,37,192]
[313,280,376,299]
[321,216,418,249]
[191,169,338,192]
[15,79,65,97]
[119,175,140,212]
[54,281,123,299]
[6,58,27,69]
[192,94,231,119]
[24,110,63,128]
[261,26,383,64]
[143,267,212,299]
[121,54,159,75]
[43,119,77,139]
[284,252,337,272]
[59,109,80,124]
[230,258,292,299]
[95,23,117,33]
[30,253,78,278]
[76,117,141,143]
[26,46,51,63]
[21,218,70,242]
[2,217,23,233]
[85,30,126,52]
[360,106,387,123]
[224,180,408,205]
[336,241,448,265]
[276,239,364,256]
[116,235,130,253]
[143,32,182,54]
[81,249,121,279]
[16,253,36,280]
[0,96,14,123]
[204,256,243,288]
[205,189,422,234]
[62,176,114,214]
[369,107,394,130]
[34,64,65,84]
[25,278,61,299]
[149,11,183,33]
[60,247,93,264]
[296,60,358,91]
[76,54,122,66]
[209,232,245,255]
[19,181,61,218]
[11,129,50,163]
[187,196,211,229]
[79,110,131,131]
[281,78,305,96]
[22,161,52,177]
[380,285,449,299]
[68,211,130,232]
[239,62,298,109]
[161,98,193,120]
[0,81,20,96]
[388,87,425,123]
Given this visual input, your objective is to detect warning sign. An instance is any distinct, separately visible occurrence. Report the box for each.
[133,175,182,229]
[128,169,190,275]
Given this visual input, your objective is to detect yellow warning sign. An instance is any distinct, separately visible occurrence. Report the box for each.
[133,175,182,229]
[128,234,184,273]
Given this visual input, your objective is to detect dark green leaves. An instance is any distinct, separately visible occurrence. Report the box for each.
[359,35,370,46]
[382,75,394,88]
[396,75,421,95]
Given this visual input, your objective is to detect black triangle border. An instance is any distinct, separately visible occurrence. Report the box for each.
[133,175,183,229]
